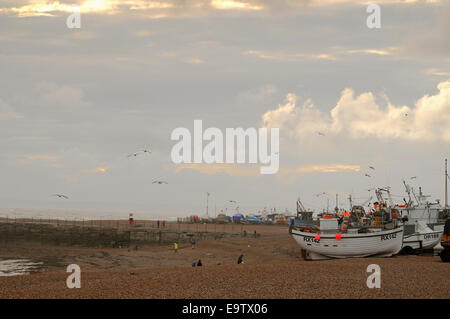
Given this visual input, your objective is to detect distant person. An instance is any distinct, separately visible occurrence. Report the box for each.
[174,242,178,253]
[253,230,257,238]
[191,238,196,249]
[196,259,202,267]
[192,261,196,267]
[237,254,244,264]
[157,220,160,228]
[162,221,166,227]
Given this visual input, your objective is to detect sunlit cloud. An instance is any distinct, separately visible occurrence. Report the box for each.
[19,154,60,166]
[345,48,397,56]
[210,0,263,10]
[425,68,450,76]
[262,80,450,142]
[243,50,337,61]
[281,164,361,174]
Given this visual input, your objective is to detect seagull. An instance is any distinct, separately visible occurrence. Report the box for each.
[52,194,69,199]
[410,176,417,180]
[152,181,168,184]
[369,166,375,170]
[127,149,152,158]
[229,200,237,203]
[314,192,326,197]
[365,174,371,178]
[127,152,141,158]
[317,131,325,136]
[367,188,375,192]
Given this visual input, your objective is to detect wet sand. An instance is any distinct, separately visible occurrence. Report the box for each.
[0,224,449,298]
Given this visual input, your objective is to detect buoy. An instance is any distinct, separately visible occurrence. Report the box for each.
[315,234,320,241]
[335,233,342,240]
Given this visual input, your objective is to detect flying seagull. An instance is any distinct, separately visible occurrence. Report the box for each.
[52,194,68,199]
[152,181,168,184]
[317,131,325,136]
[127,152,141,158]
[365,174,371,178]
[314,192,326,197]
[369,166,375,170]
[127,149,152,158]
[410,176,417,180]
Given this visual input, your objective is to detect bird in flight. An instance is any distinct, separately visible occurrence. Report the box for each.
[152,181,168,184]
[365,174,371,178]
[314,192,326,197]
[52,194,69,199]
[369,166,375,170]
[127,149,152,158]
[410,176,417,180]
[229,200,237,203]
[317,131,325,136]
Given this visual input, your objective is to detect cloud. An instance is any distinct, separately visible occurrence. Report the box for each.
[0,99,22,119]
[1,0,445,18]
[425,68,450,77]
[262,80,450,141]
[19,154,61,166]
[344,48,398,56]
[36,82,86,107]
[175,163,261,176]
[243,50,337,61]
[281,164,360,174]
[210,0,263,10]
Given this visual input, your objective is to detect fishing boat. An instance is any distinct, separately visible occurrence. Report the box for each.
[291,192,404,260]
[396,160,450,252]
[402,220,442,254]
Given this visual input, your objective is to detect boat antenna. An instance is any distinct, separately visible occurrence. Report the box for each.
[445,159,448,209]
[335,193,339,214]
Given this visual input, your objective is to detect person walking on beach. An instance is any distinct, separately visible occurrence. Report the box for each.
[174,242,178,253]
[196,259,202,267]
[157,220,160,228]
[237,254,244,264]
[191,238,196,249]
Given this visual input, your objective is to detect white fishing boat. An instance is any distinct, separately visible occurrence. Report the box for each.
[401,220,442,254]
[291,219,403,260]
[291,190,404,260]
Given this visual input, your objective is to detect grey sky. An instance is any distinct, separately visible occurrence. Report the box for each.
[0,0,449,218]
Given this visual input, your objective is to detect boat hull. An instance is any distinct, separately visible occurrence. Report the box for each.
[291,227,404,260]
[402,230,442,250]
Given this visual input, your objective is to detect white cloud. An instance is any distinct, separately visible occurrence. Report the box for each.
[262,80,450,142]
[36,82,86,107]
[0,99,22,119]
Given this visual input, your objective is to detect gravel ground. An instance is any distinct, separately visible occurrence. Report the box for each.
[0,224,449,299]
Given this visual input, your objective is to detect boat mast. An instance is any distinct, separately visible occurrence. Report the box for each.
[335,194,339,214]
[446,159,448,209]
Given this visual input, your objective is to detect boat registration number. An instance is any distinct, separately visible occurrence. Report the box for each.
[380,233,397,240]
[303,237,320,243]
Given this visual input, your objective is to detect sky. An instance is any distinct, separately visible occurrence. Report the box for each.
[0,0,449,219]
